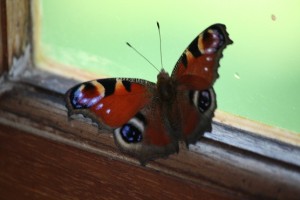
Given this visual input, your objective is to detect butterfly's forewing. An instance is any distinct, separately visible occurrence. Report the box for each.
[172,24,233,91]
[65,78,151,129]
[172,24,232,144]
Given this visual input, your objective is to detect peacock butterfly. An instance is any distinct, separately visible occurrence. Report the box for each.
[65,23,232,165]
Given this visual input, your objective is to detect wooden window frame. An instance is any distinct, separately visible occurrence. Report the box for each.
[1,0,300,199]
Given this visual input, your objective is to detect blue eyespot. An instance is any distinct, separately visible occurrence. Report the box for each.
[120,124,143,143]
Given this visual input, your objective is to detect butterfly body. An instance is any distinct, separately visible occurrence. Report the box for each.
[65,24,232,164]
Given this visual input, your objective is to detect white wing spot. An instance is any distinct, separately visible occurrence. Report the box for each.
[96,103,104,110]
[205,47,216,54]
[206,56,213,61]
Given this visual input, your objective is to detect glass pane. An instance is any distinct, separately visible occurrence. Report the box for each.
[38,0,300,134]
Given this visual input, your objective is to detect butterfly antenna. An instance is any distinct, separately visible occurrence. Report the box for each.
[126,42,160,72]
[157,22,164,70]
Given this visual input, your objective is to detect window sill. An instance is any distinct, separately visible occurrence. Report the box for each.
[1,67,300,199]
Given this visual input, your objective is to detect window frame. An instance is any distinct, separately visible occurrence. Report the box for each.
[1,0,300,199]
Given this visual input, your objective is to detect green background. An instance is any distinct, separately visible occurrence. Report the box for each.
[40,0,300,133]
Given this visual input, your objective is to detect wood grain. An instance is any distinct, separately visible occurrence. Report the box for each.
[0,0,8,73]
[6,0,31,68]
[0,124,237,200]
[0,0,31,76]
[214,110,300,147]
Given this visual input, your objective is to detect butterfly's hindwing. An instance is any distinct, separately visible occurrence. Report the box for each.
[113,101,179,164]
[179,88,216,144]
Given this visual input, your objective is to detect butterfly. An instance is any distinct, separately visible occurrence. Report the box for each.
[65,24,232,165]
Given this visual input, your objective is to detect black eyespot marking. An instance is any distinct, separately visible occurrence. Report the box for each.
[122,80,131,92]
[203,26,226,51]
[188,37,202,57]
[190,90,212,113]
[197,90,211,112]
[97,79,116,96]
[210,24,225,38]
[120,124,143,143]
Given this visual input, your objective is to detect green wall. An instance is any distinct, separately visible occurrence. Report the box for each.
[40,0,300,133]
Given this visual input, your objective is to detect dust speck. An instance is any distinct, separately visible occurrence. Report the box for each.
[234,73,240,80]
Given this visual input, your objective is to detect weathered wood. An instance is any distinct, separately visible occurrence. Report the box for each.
[5,0,31,69]
[20,68,300,167]
[0,0,31,75]
[0,124,241,200]
[0,0,8,73]
[1,80,300,199]
[214,110,300,147]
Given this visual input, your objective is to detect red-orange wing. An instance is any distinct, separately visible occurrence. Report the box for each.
[65,78,178,164]
[171,24,233,90]
[65,78,152,129]
[171,24,232,144]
